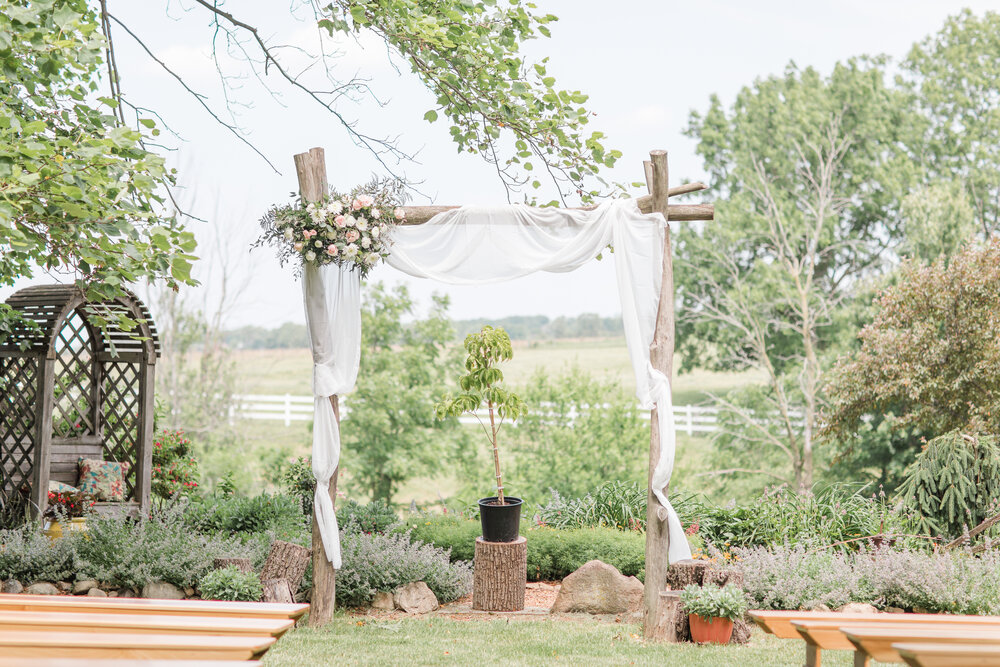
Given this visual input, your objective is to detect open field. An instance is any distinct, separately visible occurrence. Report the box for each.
[261,617,885,667]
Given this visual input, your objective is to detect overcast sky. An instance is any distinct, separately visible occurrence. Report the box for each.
[5,1,996,327]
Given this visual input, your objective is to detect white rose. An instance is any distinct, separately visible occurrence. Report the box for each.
[371,207,381,219]
[324,230,336,239]
[345,215,357,228]
[305,250,316,262]
[371,225,381,238]
[361,236,371,249]
[356,217,368,231]
[283,228,294,241]
[314,240,323,248]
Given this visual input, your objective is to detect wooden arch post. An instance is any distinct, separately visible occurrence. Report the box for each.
[293,147,341,627]
[643,149,674,638]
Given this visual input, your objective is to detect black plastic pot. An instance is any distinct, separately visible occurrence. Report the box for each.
[478,496,522,542]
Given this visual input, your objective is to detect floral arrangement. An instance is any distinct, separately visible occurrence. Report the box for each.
[257,177,407,277]
[151,429,200,499]
[45,490,95,519]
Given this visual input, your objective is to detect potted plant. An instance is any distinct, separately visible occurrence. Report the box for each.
[679,583,748,644]
[436,326,525,542]
[42,489,95,540]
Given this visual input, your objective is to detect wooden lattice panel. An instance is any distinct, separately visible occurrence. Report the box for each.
[52,310,95,438]
[101,361,140,498]
[0,356,37,504]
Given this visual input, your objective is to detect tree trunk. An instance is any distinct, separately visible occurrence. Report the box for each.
[213,558,252,573]
[651,591,689,642]
[472,536,526,612]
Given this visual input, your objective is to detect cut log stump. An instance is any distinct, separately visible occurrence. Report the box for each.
[651,590,688,643]
[262,541,311,594]
[262,579,295,605]
[665,559,710,590]
[473,536,526,612]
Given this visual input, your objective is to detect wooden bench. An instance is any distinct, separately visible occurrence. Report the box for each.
[0,593,309,621]
[894,641,1000,667]
[0,631,276,661]
[844,626,1000,666]
[0,610,294,638]
[0,661,258,667]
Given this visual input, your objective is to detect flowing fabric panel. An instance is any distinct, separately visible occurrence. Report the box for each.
[302,263,361,568]
[388,199,692,563]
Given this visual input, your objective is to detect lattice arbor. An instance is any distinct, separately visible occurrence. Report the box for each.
[0,285,159,520]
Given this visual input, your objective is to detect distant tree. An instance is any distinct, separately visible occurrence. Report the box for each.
[679,59,917,488]
[904,10,1000,236]
[340,283,470,503]
[824,239,1000,444]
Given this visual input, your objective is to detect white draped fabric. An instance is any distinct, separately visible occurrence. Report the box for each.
[303,198,692,567]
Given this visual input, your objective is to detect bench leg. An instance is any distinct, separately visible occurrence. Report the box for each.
[805,644,821,667]
[853,650,870,667]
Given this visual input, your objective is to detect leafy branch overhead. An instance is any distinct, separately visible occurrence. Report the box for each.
[319,0,621,204]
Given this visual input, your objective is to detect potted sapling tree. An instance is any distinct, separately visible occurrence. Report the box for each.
[436,326,525,542]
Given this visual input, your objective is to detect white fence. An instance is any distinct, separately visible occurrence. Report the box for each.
[233,394,721,434]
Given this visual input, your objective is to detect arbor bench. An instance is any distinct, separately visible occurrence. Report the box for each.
[844,626,1000,666]
[0,593,309,621]
[894,642,1000,667]
[0,610,293,638]
[0,631,274,661]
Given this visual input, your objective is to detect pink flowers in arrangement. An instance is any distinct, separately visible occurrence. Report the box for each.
[258,179,406,278]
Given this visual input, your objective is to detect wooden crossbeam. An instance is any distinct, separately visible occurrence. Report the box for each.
[398,183,713,226]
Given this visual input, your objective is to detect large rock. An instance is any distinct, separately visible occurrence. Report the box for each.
[142,581,185,600]
[87,588,108,597]
[393,582,439,614]
[1,580,23,595]
[550,560,643,615]
[837,602,879,614]
[73,580,98,595]
[372,591,395,611]
[25,582,60,596]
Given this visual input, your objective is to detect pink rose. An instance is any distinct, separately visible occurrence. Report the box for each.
[351,199,363,211]
[394,207,406,220]
[303,229,317,239]
[358,194,375,207]
[371,207,381,219]
[346,230,360,243]
[293,242,304,251]
[334,215,346,228]
[326,244,339,256]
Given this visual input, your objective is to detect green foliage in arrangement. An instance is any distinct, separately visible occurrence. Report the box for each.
[0,0,196,340]
[507,370,647,503]
[436,325,524,504]
[198,565,263,602]
[281,457,316,516]
[898,431,1000,539]
[536,481,646,531]
[680,583,748,621]
[825,240,1000,444]
[151,430,200,499]
[318,0,620,204]
[341,283,470,503]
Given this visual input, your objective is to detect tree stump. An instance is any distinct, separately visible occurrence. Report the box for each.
[703,568,743,590]
[213,558,252,573]
[262,579,295,604]
[473,536,526,612]
[665,559,710,590]
[261,540,311,593]
[651,590,689,642]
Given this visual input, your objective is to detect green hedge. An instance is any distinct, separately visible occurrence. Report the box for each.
[399,515,645,582]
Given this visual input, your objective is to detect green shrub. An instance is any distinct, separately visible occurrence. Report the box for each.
[336,531,472,607]
[536,481,646,531]
[185,493,306,536]
[198,565,263,601]
[898,431,1000,538]
[281,456,315,516]
[401,515,645,582]
[680,583,748,620]
[337,499,398,535]
[0,526,75,582]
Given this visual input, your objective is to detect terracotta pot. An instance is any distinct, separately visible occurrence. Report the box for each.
[688,613,734,644]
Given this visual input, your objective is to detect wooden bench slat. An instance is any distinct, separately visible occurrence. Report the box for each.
[844,626,1000,664]
[750,610,1000,639]
[0,631,276,661]
[0,610,294,638]
[895,642,1000,667]
[793,618,1000,650]
[0,660,259,667]
[0,593,309,621]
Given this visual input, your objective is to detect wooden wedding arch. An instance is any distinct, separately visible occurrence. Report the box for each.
[294,147,714,638]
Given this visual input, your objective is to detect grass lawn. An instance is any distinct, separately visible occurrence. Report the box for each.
[262,617,885,666]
